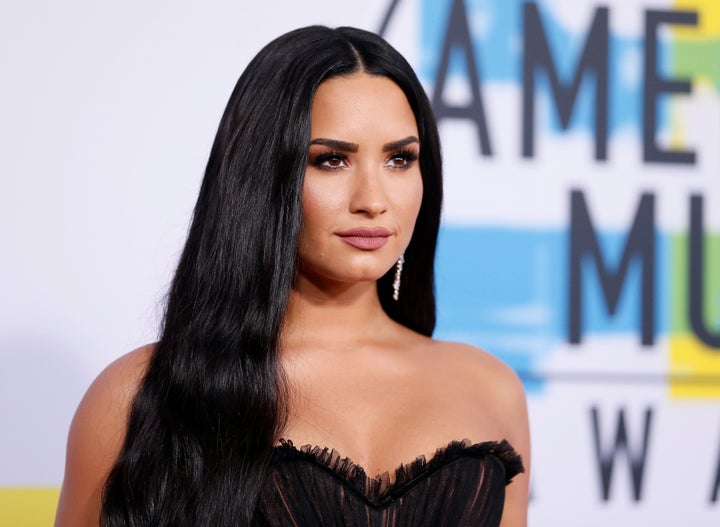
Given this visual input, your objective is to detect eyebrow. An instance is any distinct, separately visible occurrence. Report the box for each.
[382,136,420,152]
[309,138,359,152]
[308,135,420,153]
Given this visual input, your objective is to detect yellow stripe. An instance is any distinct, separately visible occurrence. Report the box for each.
[0,488,60,527]
[674,0,720,38]
[670,334,720,399]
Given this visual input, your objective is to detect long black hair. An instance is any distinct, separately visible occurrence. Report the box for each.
[102,25,443,526]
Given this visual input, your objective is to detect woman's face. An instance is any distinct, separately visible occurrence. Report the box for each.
[298,73,423,290]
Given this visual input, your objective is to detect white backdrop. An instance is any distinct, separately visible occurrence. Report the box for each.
[2,0,719,525]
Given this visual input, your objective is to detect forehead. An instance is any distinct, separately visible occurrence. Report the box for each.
[310,73,418,140]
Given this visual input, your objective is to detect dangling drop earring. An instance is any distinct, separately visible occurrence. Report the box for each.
[392,254,405,301]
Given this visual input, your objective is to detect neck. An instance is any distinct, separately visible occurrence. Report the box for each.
[282,275,393,351]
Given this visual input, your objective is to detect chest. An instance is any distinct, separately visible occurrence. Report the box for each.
[279,357,506,476]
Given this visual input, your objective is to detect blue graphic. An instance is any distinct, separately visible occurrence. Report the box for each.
[434,226,670,388]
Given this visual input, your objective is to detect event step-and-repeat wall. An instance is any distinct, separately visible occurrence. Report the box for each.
[2,0,718,525]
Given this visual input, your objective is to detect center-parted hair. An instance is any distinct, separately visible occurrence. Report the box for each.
[102,26,443,526]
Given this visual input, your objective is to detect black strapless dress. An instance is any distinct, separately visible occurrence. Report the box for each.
[256,438,524,526]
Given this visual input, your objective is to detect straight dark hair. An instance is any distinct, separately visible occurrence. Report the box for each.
[102,25,443,526]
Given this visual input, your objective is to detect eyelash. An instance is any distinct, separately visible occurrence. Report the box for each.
[311,152,347,171]
[310,150,419,172]
[387,149,419,170]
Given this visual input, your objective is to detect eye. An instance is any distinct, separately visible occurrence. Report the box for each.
[385,149,419,170]
[311,152,349,171]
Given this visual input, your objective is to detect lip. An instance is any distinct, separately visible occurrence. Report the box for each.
[336,226,392,250]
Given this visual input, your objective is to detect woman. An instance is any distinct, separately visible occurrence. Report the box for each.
[55,26,530,526]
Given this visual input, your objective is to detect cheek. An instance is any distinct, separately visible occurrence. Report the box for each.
[300,180,340,242]
[400,176,424,232]
[412,180,424,214]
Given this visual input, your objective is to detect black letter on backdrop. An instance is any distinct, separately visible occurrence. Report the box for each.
[432,0,492,155]
[643,10,698,164]
[689,195,720,348]
[377,0,401,37]
[569,191,656,345]
[591,407,653,501]
[522,4,609,160]
[712,430,720,502]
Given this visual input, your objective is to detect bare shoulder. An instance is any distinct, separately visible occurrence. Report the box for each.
[54,344,155,527]
[428,340,525,404]
[71,343,154,441]
[428,340,530,527]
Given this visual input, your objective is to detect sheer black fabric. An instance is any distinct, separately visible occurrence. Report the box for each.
[255,438,524,526]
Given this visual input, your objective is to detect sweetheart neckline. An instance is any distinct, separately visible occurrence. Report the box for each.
[274,437,500,477]
[270,438,524,507]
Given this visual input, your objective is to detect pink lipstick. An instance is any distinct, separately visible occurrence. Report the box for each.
[336,227,392,250]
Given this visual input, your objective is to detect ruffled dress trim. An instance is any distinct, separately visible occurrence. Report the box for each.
[272,438,524,507]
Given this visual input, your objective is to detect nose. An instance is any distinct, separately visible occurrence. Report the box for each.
[349,163,388,217]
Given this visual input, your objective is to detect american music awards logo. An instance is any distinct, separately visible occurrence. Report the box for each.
[382,0,720,399]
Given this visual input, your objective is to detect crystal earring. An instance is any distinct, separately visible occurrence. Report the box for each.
[392,254,405,301]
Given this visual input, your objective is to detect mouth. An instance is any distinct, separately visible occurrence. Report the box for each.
[336,227,392,250]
